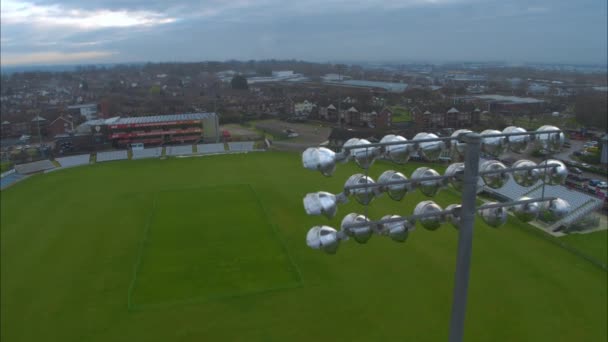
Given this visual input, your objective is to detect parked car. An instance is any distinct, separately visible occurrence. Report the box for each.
[570,167,583,175]
[588,179,608,188]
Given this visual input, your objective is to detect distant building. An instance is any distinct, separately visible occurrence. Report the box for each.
[345,107,360,126]
[1,121,11,138]
[10,122,30,137]
[376,108,393,129]
[323,79,408,93]
[320,104,338,121]
[79,112,219,148]
[527,83,550,95]
[48,115,74,137]
[454,94,545,113]
[321,74,349,82]
[272,70,294,78]
[294,100,316,118]
[444,74,487,86]
[413,107,478,130]
[328,128,379,151]
[67,103,98,120]
[30,115,49,137]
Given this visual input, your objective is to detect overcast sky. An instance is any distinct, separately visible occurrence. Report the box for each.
[1,0,607,66]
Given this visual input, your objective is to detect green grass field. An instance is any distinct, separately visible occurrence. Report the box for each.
[391,106,412,123]
[1,152,606,341]
[560,230,608,265]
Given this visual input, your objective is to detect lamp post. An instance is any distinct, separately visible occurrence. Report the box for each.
[448,133,480,342]
[301,126,568,342]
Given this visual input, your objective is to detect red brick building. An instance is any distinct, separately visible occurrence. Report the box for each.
[48,115,74,137]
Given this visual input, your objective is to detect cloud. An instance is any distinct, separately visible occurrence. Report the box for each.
[1,0,177,30]
[1,51,116,65]
[0,0,606,65]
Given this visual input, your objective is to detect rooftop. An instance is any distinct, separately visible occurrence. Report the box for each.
[84,113,217,126]
[324,79,408,92]
[467,94,545,104]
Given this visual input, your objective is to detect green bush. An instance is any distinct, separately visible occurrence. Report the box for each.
[579,152,601,165]
[0,161,13,173]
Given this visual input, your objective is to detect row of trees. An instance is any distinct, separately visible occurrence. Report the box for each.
[573,92,608,129]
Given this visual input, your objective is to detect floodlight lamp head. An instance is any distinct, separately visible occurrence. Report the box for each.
[341,213,373,244]
[343,138,377,169]
[380,215,412,242]
[512,197,540,222]
[342,138,360,162]
[303,191,339,219]
[377,170,410,201]
[413,132,446,161]
[302,147,337,176]
[512,160,541,187]
[479,203,508,228]
[450,129,473,160]
[380,134,411,164]
[481,129,507,157]
[542,198,570,221]
[536,125,564,153]
[444,162,465,191]
[411,167,442,197]
[480,160,510,189]
[413,200,443,231]
[445,204,463,229]
[306,226,340,254]
[503,126,529,153]
[344,174,377,205]
[539,159,568,185]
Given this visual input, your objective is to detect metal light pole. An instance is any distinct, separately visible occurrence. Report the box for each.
[448,133,480,342]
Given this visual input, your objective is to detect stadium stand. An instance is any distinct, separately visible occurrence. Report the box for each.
[132,147,162,160]
[96,150,128,163]
[0,172,27,190]
[14,160,55,174]
[228,141,255,152]
[480,177,542,201]
[166,145,194,156]
[196,143,226,154]
[56,154,91,168]
[482,175,603,229]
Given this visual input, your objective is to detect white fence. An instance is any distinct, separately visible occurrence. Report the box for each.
[14,160,55,174]
[132,147,162,160]
[166,145,194,156]
[97,150,128,162]
[197,143,225,154]
[228,141,255,152]
[56,154,91,168]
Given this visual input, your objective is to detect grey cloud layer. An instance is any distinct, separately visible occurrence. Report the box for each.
[1,0,606,65]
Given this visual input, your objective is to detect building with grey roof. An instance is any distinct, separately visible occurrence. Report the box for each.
[79,112,219,148]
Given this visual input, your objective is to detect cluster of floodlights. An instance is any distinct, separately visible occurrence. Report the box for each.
[302,125,565,176]
[302,125,570,254]
[306,196,568,254]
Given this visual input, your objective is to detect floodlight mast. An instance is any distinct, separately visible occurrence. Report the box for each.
[448,132,480,342]
[301,127,566,342]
